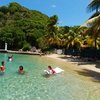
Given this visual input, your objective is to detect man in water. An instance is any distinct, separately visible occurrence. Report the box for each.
[8,55,13,62]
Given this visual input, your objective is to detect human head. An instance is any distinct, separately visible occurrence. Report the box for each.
[1,61,4,66]
[19,65,23,70]
[48,66,52,70]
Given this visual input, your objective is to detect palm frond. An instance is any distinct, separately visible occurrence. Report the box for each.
[85,14,100,25]
[81,14,100,29]
[87,0,100,12]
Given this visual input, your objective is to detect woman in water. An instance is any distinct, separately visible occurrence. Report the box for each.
[48,66,56,74]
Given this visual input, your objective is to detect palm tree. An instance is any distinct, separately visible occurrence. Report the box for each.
[45,15,59,48]
[66,29,82,50]
[87,0,100,13]
[85,15,100,49]
[85,0,100,50]
[47,15,58,36]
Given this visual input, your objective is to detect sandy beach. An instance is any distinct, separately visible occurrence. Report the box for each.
[45,54,100,73]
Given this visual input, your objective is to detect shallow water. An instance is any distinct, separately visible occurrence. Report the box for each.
[0,53,100,100]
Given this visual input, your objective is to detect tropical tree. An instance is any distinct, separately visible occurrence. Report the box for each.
[84,15,100,48]
[66,28,82,50]
[85,0,100,50]
[46,15,59,48]
[87,0,100,13]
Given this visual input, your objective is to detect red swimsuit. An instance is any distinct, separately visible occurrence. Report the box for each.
[0,66,5,72]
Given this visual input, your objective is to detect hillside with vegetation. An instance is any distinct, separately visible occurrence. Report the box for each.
[0,2,49,50]
[0,2,100,59]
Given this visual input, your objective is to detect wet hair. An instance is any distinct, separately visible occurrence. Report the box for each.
[48,66,52,70]
[1,61,4,66]
[19,65,23,70]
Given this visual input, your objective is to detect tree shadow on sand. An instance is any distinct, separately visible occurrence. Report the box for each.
[59,55,100,69]
[59,55,94,63]
[75,69,100,82]
[59,55,100,82]
[59,56,83,63]
[95,61,100,68]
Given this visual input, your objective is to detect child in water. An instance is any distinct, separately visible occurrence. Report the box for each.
[18,65,24,74]
[0,61,5,72]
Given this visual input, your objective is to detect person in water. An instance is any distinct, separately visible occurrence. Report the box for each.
[8,55,13,62]
[0,61,5,72]
[48,66,56,74]
[18,65,24,74]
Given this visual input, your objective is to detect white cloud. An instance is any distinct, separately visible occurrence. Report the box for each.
[51,4,56,8]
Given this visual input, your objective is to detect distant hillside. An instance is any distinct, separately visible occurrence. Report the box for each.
[0,2,49,50]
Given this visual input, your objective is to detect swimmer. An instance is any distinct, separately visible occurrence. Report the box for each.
[18,65,24,74]
[48,66,56,74]
[8,55,13,62]
[0,61,5,72]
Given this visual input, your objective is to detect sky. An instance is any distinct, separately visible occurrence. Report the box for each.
[0,0,93,26]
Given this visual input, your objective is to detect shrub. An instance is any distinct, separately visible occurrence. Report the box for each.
[22,43,31,51]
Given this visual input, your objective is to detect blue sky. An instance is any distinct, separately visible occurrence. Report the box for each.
[0,0,92,26]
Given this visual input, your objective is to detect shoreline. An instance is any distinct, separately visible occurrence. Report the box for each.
[0,49,43,55]
[44,54,100,73]
[0,50,100,73]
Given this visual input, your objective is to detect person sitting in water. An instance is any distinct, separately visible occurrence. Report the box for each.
[18,65,24,74]
[0,61,5,72]
[48,66,56,74]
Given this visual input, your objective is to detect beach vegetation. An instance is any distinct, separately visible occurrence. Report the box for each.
[0,2,99,59]
[22,42,31,51]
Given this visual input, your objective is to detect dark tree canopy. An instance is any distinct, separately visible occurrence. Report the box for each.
[0,2,49,50]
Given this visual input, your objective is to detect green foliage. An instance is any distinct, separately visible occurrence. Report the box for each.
[0,6,9,14]
[37,37,48,50]
[87,0,100,12]
[22,42,31,51]
[0,2,49,50]
[1,2,99,54]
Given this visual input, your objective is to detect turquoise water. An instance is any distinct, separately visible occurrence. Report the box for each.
[0,53,100,100]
